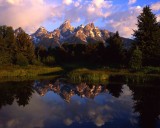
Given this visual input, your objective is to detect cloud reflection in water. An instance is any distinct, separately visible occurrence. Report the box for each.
[0,81,140,128]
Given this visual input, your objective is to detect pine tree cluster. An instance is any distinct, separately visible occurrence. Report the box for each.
[0,26,35,66]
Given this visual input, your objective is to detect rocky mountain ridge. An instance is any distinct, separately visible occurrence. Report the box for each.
[22,20,132,48]
[30,20,113,47]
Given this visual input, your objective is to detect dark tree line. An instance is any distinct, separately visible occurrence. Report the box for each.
[35,33,126,68]
[0,81,34,108]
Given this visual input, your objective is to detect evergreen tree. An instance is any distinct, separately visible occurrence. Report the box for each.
[16,53,29,66]
[16,29,35,64]
[43,56,55,66]
[107,31,125,66]
[133,6,160,66]
[129,47,142,70]
[35,45,47,62]
[73,44,86,62]
[96,42,106,64]
[0,26,16,65]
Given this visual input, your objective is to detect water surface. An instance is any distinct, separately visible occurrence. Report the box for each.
[0,79,160,128]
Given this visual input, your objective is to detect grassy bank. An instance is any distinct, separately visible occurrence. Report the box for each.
[67,67,160,83]
[0,65,160,83]
[0,65,63,82]
[67,68,109,83]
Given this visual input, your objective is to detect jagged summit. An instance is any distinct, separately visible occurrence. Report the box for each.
[38,26,47,32]
[80,24,84,28]
[59,20,73,30]
[34,26,48,36]
[85,23,95,29]
[63,19,71,24]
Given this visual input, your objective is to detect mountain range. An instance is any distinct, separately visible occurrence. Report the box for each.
[16,20,133,48]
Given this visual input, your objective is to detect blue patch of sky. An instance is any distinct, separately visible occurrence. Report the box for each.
[111,0,128,5]
[42,20,62,32]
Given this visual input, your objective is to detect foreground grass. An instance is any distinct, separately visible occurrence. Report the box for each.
[0,65,63,82]
[0,65,160,83]
[67,68,109,83]
[67,67,160,83]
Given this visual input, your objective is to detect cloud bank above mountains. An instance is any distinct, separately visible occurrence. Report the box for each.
[0,0,159,38]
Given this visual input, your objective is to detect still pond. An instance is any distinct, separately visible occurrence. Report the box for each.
[0,78,160,128]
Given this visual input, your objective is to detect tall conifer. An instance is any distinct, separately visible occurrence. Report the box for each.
[133,6,160,66]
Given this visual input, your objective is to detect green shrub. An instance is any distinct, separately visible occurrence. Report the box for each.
[32,59,42,66]
[0,52,12,65]
[129,47,142,70]
[142,66,160,74]
[43,56,55,66]
[67,68,109,82]
[16,54,29,66]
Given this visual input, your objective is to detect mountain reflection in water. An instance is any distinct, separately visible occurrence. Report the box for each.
[0,79,160,128]
[33,80,108,103]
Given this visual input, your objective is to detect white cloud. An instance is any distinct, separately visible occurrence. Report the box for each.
[87,4,96,13]
[62,0,72,5]
[91,0,112,9]
[92,0,103,8]
[151,2,160,11]
[105,6,142,38]
[128,0,137,5]
[74,1,80,7]
[94,116,105,127]
[157,14,160,22]
[6,0,22,5]
[0,0,52,33]
[63,0,112,24]
[63,118,73,126]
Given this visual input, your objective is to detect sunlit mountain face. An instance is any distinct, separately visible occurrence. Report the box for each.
[0,79,160,128]
[31,20,110,47]
[29,20,133,48]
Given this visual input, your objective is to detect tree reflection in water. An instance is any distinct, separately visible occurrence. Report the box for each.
[0,81,34,108]
[129,85,160,128]
[107,83,123,98]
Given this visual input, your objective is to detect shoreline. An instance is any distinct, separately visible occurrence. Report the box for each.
[0,65,63,82]
[0,66,160,83]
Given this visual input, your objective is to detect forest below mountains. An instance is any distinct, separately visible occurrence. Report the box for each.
[0,6,160,70]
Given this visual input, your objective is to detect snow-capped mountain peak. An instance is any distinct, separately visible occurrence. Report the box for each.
[30,20,132,48]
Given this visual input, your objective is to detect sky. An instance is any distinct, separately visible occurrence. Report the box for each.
[0,0,160,38]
